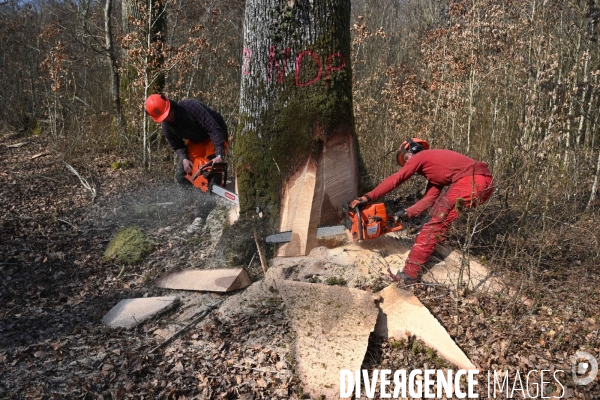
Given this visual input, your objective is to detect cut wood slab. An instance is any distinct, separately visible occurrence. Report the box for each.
[102,296,179,329]
[277,161,317,257]
[154,268,251,292]
[277,133,357,257]
[374,284,477,371]
[277,280,380,400]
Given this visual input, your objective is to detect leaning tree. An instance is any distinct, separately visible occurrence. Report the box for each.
[235,0,358,256]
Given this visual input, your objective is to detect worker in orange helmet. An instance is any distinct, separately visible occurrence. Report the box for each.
[350,138,494,285]
[145,94,228,185]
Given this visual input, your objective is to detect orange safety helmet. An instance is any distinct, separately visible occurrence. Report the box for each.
[145,94,171,123]
[396,138,430,166]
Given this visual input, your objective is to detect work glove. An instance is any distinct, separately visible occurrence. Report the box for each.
[212,155,224,164]
[182,159,193,174]
[349,195,371,209]
[394,209,409,222]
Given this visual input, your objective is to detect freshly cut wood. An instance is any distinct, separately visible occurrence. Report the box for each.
[154,268,251,292]
[277,133,357,257]
[277,280,380,400]
[374,284,477,371]
[102,296,179,329]
[277,161,317,257]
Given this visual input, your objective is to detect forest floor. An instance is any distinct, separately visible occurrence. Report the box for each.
[1,132,600,400]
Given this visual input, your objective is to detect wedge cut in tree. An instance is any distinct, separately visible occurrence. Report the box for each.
[236,0,358,256]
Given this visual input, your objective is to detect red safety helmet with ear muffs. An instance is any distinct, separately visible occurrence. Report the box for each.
[396,138,430,166]
[145,94,171,123]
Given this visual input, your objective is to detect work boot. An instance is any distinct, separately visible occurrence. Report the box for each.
[387,268,419,285]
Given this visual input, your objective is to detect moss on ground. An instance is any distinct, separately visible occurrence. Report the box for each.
[111,161,133,170]
[103,226,153,264]
[325,276,347,286]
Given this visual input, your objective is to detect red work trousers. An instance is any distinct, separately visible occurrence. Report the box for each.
[403,174,494,278]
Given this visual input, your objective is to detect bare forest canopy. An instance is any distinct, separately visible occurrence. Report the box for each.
[2,0,600,274]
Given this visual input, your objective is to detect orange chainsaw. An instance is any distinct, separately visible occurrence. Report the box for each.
[185,159,239,206]
[345,202,403,241]
[265,202,403,244]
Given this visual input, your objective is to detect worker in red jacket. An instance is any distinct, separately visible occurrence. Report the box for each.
[350,138,494,284]
[145,94,228,185]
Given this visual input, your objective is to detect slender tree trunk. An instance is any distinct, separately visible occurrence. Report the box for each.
[237,0,357,257]
[104,0,124,128]
[587,149,600,212]
[576,49,590,146]
[122,0,168,168]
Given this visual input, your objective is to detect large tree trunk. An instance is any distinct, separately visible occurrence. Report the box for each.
[236,0,357,256]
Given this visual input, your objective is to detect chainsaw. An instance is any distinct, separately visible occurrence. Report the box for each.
[185,159,239,206]
[265,202,403,244]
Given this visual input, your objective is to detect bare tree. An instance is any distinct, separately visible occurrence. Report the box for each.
[104,0,124,128]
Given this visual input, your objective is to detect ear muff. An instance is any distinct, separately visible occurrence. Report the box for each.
[396,138,430,166]
[408,138,424,154]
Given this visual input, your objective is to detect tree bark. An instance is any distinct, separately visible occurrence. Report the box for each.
[104,0,124,128]
[122,0,142,33]
[237,0,357,256]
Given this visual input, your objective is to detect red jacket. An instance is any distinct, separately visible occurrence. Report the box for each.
[365,149,492,218]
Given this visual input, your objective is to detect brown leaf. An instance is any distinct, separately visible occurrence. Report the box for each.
[50,342,64,351]
[275,361,287,370]
[33,351,47,359]
[256,378,268,388]
[173,361,184,372]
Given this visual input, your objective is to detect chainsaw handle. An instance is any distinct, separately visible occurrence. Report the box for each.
[388,223,403,233]
[190,161,213,181]
[354,205,364,241]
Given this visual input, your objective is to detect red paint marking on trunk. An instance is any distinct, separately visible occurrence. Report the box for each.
[326,52,346,87]
[295,50,322,87]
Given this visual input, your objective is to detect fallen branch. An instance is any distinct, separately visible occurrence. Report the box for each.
[57,218,79,231]
[247,252,257,270]
[253,229,268,274]
[31,152,52,160]
[63,162,96,201]
[148,299,225,355]
[6,141,29,148]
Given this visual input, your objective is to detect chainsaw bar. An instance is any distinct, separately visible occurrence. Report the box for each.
[265,225,346,244]
[265,202,403,244]
[211,185,239,206]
